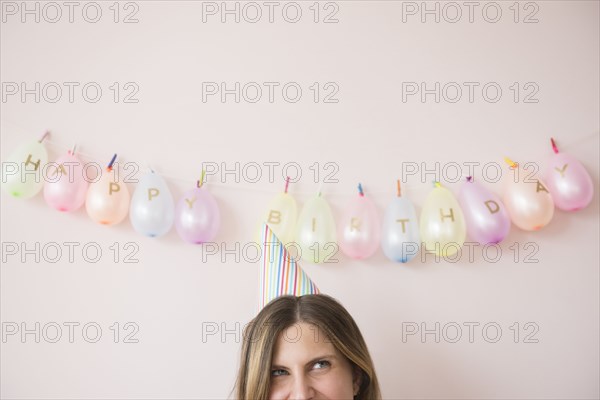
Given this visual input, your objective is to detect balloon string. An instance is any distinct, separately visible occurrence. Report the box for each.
[38,131,50,143]
[551,137,559,154]
[197,169,206,188]
[107,154,117,171]
[358,183,364,197]
[504,156,518,169]
[69,143,77,156]
[284,176,290,193]
[396,180,401,197]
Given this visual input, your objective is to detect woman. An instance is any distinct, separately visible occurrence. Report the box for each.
[235,294,382,399]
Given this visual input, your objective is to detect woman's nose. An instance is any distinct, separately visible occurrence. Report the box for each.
[290,375,315,400]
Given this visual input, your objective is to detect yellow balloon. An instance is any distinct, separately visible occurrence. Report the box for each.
[503,165,554,231]
[1,140,48,199]
[86,168,130,225]
[256,192,297,245]
[420,185,466,258]
[295,194,337,264]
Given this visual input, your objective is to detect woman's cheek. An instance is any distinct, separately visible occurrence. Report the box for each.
[268,380,288,400]
[315,370,356,399]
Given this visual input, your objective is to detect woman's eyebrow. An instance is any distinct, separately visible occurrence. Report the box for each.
[271,354,337,370]
[304,354,337,367]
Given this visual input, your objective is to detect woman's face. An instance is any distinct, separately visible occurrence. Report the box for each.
[268,322,360,400]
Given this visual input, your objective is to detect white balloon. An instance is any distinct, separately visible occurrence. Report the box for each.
[130,172,175,237]
[381,197,420,263]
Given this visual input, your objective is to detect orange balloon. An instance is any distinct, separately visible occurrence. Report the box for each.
[503,165,554,231]
[86,168,130,225]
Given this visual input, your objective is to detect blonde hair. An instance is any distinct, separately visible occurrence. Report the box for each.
[235,294,381,399]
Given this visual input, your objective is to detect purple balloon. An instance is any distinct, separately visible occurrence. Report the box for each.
[458,179,510,244]
[175,187,220,244]
[544,152,594,211]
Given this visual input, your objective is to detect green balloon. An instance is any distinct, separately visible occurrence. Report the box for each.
[1,141,48,199]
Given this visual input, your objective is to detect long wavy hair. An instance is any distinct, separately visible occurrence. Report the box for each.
[234,294,381,399]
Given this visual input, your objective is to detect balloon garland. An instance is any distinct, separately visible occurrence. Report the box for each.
[1,132,596,264]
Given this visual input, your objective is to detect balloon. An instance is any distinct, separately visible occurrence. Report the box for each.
[420,184,466,257]
[129,171,175,237]
[1,138,48,199]
[86,166,130,225]
[381,196,420,263]
[295,194,337,264]
[458,178,510,244]
[175,186,220,244]
[503,162,554,231]
[338,185,380,259]
[43,151,89,212]
[258,191,297,245]
[544,145,594,211]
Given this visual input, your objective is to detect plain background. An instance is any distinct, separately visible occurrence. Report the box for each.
[1,1,599,399]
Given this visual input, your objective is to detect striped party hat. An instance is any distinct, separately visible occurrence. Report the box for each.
[259,223,319,309]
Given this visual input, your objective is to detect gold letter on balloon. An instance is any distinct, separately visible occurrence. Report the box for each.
[148,188,160,201]
[109,182,120,195]
[24,154,41,171]
[484,200,499,214]
[350,217,361,232]
[536,180,549,193]
[440,208,455,222]
[185,197,196,209]
[396,218,409,233]
[554,164,568,178]
[267,210,281,224]
[51,164,67,177]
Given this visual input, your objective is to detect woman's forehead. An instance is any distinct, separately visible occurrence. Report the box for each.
[272,322,339,363]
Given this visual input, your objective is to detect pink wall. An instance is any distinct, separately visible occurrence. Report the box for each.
[1,1,598,398]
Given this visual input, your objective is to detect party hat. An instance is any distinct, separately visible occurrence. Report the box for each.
[259,223,319,309]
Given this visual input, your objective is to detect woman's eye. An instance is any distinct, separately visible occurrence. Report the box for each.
[271,369,288,377]
[313,360,331,369]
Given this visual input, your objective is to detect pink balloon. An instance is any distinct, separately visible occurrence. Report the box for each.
[338,193,381,259]
[43,152,89,212]
[175,187,220,244]
[544,152,594,211]
[458,178,510,244]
